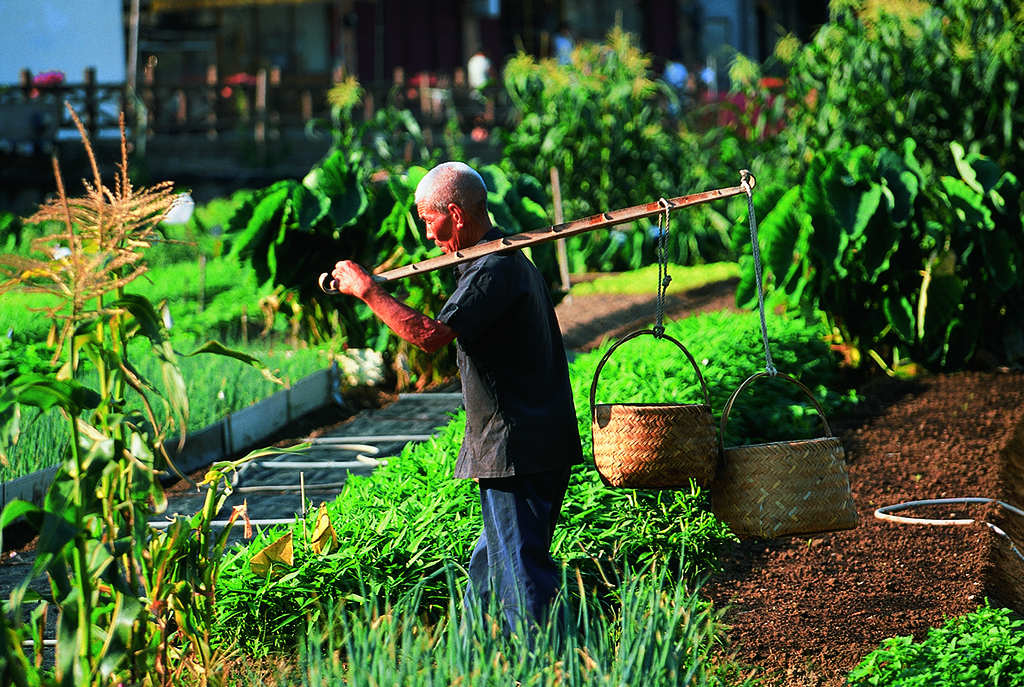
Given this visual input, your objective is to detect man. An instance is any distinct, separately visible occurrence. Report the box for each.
[330,162,582,632]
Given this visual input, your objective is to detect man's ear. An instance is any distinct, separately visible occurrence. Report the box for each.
[447,202,465,228]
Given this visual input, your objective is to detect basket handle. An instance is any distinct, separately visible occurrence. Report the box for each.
[719,372,834,449]
[589,329,712,414]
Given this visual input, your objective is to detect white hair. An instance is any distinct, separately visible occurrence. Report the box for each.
[414,162,488,215]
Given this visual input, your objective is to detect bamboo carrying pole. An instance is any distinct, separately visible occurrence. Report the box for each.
[319,173,755,293]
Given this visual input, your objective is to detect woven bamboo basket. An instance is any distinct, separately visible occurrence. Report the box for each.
[711,372,858,539]
[590,329,718,489]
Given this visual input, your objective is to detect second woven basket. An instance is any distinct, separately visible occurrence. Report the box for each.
[590,329,718,489]
[711,372,858,539]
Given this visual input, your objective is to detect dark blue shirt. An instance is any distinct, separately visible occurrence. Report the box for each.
[437,228,583,478]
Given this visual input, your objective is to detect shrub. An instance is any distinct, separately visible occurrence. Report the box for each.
[738,142,1024,371]
[848,601,1024,686]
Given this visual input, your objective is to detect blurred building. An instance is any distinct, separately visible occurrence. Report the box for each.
[133,0,827,91]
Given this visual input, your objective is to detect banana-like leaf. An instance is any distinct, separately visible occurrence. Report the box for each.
[183,341,284,386]
[0,374,100,416]
[250,531,294,577]
[114,294,189,432]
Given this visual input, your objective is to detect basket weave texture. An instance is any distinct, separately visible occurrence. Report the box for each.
[711,373,858,539]
[590,330,718,489]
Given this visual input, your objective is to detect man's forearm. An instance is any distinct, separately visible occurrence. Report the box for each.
[360,283,457,353]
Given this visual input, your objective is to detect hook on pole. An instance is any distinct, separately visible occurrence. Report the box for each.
[740,169,756,194]
[318,272,339,294]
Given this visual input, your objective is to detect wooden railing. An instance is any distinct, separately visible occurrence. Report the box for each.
[2,65,510,158]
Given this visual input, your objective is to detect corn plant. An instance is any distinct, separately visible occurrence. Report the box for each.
[0,108,277,686]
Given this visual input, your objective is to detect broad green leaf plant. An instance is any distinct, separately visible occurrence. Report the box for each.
[738,142,1023,372]
[0,109,275,686]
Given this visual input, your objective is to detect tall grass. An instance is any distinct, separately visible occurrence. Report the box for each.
[283,561,756,687]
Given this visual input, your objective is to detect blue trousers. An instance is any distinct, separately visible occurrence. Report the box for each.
[465,466,572,633]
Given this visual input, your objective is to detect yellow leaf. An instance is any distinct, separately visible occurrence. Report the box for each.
[249,532,294,577]
[311,502,336,555]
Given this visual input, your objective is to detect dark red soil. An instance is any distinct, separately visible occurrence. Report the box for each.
[555,282,1024,686]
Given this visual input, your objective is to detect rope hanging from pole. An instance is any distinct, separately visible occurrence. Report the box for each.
[742,169,776,377]
[654,197,672,338]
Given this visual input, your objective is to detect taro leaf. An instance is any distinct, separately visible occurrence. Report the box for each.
[803,161,842,269]
[846,144,876,183]
[271,231,336,299]
[735,254,759,309]
[183,341,284,386]
[515,194,549,231]
[516,173,548,211]
[250,531,294,577]
[760,186,808,291]
[949,142,1001,197]
[291,184,331,232]
[310,502,337,555]
[480,164,512,204]
[876,148,917,228]
[824,166,881,240]
[969,157,1002,195]
[229,182,293,260]
[306,150,369,229]
[883,294,915,344]
[981,230,1021,292]
[859,212,901,283]
[941,177,993,233]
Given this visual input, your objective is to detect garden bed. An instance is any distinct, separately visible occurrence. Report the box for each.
[556,287,1024,686]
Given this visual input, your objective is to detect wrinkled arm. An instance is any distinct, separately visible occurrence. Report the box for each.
[330,260,457,353]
